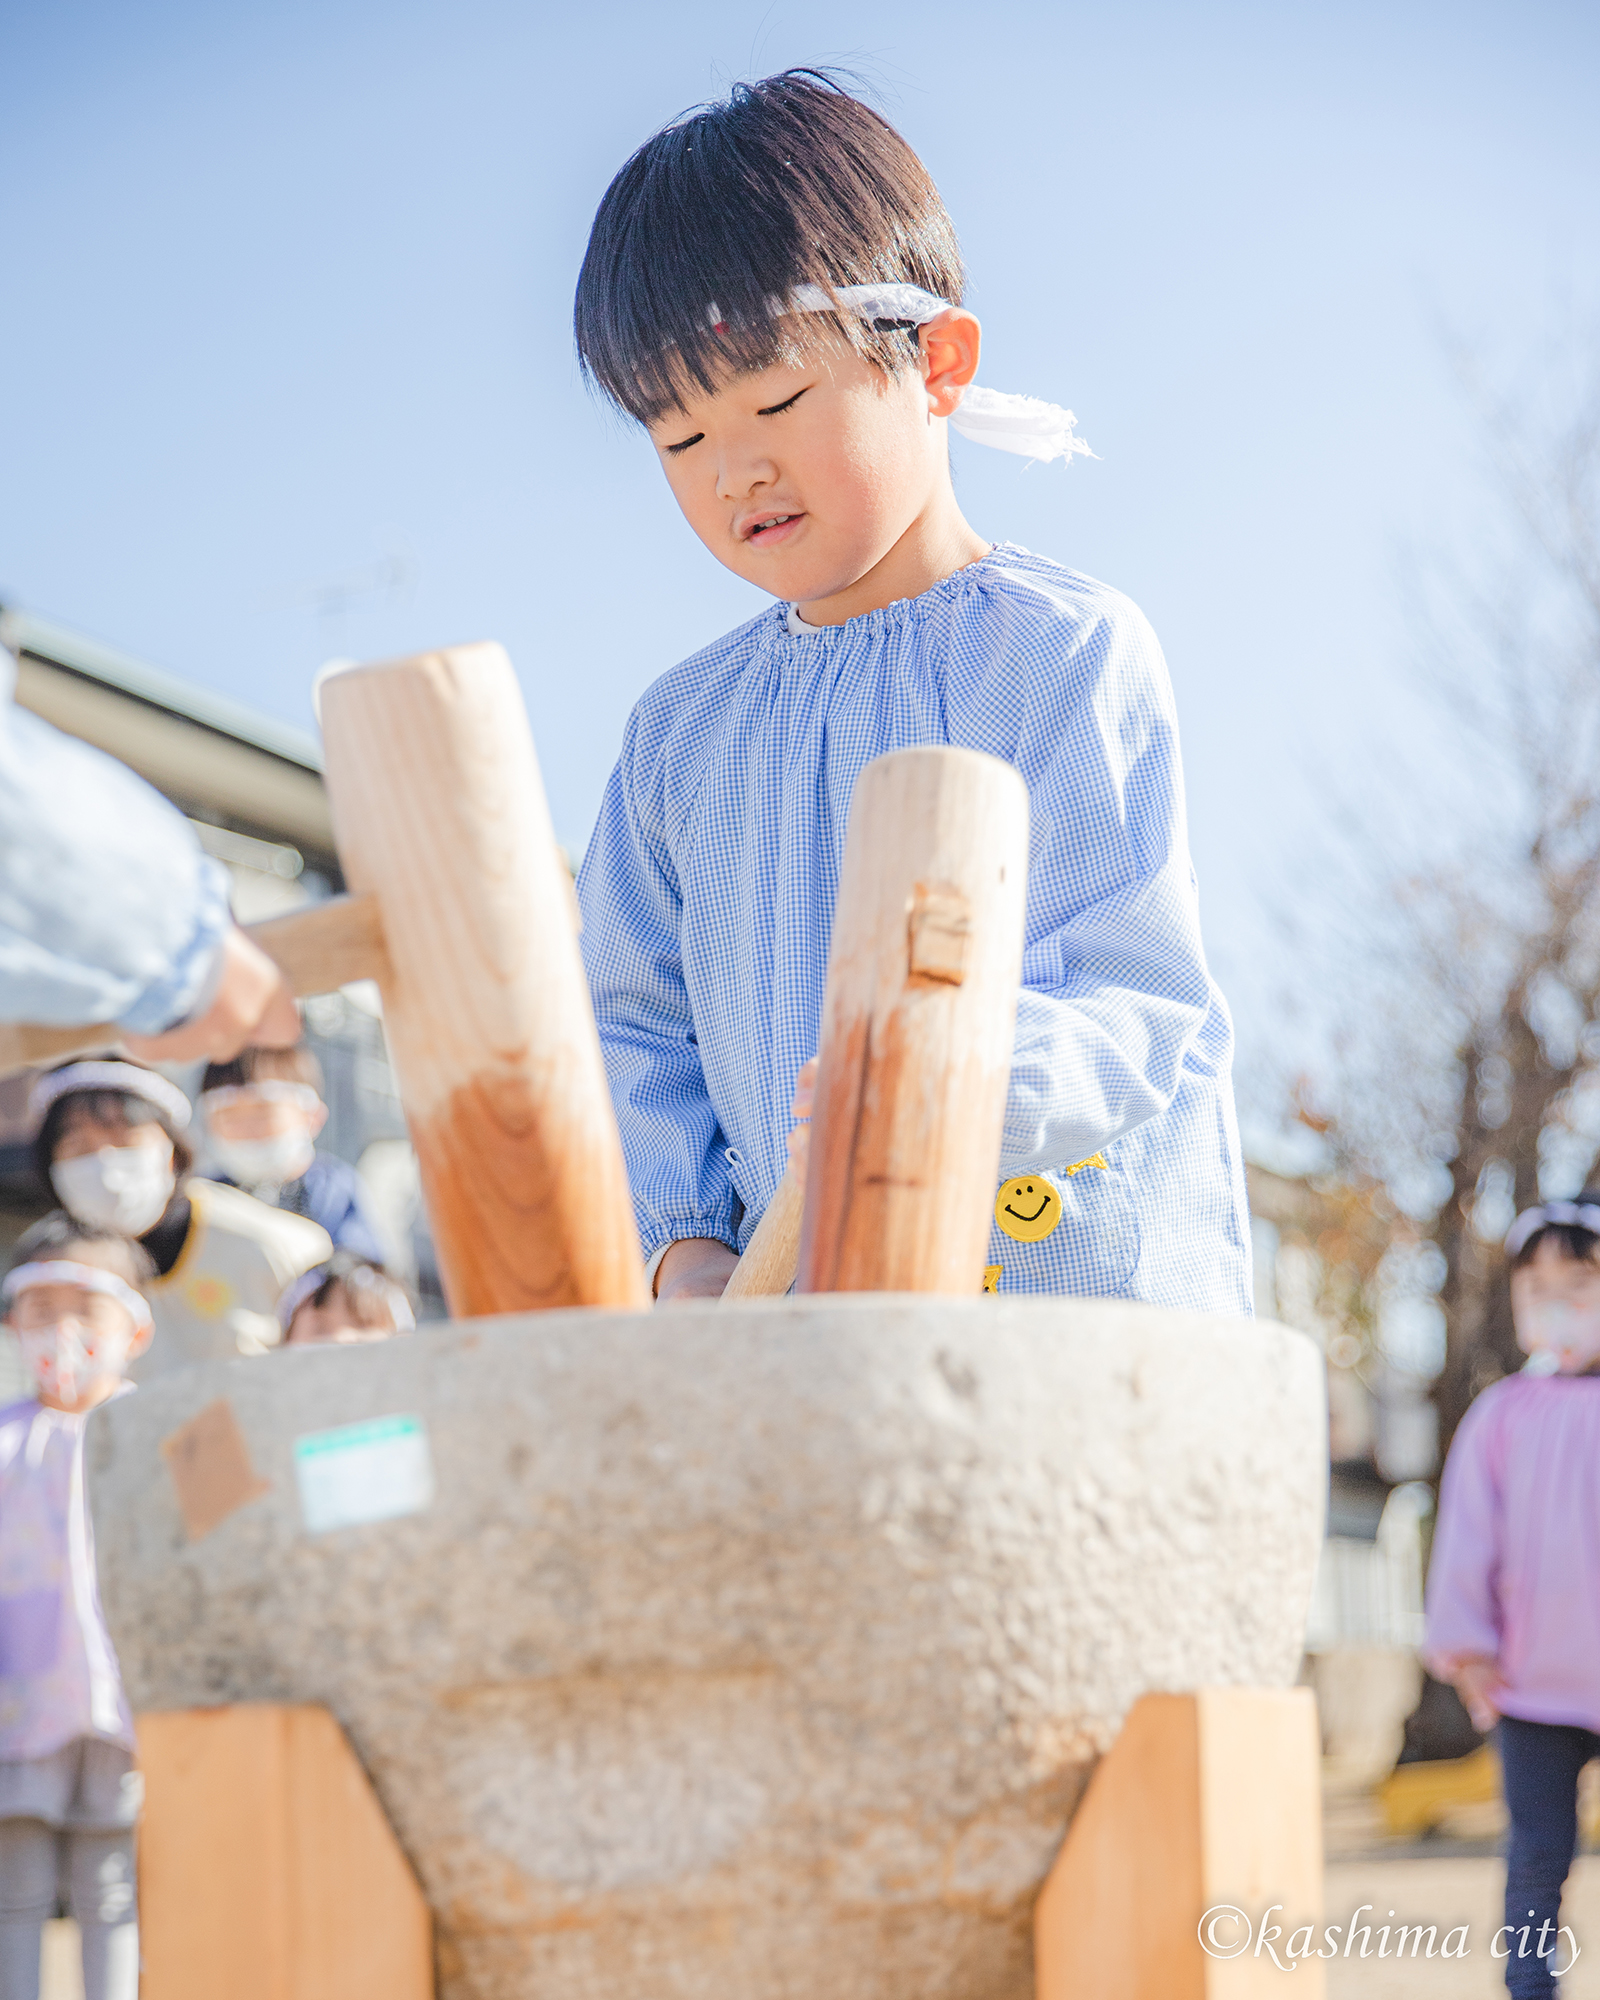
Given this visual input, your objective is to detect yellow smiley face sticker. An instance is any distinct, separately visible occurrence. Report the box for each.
[995,1175,1061,1243]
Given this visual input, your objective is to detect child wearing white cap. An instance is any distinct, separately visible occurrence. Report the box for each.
[29,1058,329,1374]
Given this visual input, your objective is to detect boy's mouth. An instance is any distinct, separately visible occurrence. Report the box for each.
[741,511,805,547]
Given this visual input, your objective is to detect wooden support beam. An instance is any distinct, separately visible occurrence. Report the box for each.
[1034,1689,1324,1999]
[797,746,1027,1294]
[318,645,648,1316]
[136,1703,432,2000]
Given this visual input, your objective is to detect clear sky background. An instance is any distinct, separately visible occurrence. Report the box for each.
[4,0,1598,1112]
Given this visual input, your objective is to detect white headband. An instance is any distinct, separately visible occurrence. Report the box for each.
[2,1260,154,1332]
[277,1262,415,1335]
[200,1082,321,1116]
[772,283,1092,466]
[1505,1202,1600,1257]
[29,1062,192,1131]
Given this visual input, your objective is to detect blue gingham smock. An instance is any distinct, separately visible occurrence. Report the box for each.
[577,544,1252,1312]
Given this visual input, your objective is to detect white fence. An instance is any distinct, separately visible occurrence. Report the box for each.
[1305,1484,1430,1652]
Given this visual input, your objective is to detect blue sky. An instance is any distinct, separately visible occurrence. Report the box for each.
[4,0,1597,1092]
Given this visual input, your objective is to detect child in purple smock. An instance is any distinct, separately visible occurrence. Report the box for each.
[0,1215,153,2000]
[1426,1191,1600,1998]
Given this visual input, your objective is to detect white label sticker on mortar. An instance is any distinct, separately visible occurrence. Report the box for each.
[293,1413,434,1534]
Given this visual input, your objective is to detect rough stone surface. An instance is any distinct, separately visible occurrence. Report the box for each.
[89,1297,1325,2000]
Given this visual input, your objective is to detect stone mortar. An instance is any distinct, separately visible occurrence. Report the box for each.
[89,1295,1325,1999]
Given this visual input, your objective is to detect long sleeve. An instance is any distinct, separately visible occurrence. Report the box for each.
[995,602,1213,1174]
[1424,1392,1504,1674]
[0,649,232,1032]
[579,715,738,1264]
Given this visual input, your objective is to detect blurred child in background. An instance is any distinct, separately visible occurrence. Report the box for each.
[1426,1193,1600,1999]
[31,1059,329,1374]
[279,1252,413,1346]
[0,1216,151,2000]
[199,1045,388,1265]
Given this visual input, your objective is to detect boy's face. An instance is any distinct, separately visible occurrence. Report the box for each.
[646,315,979,614]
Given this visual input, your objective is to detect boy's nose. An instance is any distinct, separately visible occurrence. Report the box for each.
[716,451,779,504]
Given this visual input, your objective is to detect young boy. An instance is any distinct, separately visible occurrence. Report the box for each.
[198,1044,388,1267]
[574,72,1251,1310]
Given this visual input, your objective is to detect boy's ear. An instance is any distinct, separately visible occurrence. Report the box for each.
[127,1319,154,1360]
[919,309,981,419]
[308,1100,328,1139]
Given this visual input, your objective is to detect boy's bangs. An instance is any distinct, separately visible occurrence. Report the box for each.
[595,279,892,428]
[576,72,964,424]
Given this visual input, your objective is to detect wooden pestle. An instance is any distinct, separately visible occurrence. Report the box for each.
[318,644,647,1316]
[795,746,1028,1295]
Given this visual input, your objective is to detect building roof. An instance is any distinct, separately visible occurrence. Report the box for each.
[0,603,337,874]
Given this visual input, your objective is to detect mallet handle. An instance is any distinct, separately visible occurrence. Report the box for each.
[796,746,1028,1295]
[720,1163,804,1299]
[319,645,648,1316]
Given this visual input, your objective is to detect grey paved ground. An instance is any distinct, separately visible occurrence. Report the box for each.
[1319,1768,1600,1996]
[1323,1858,1600,1996]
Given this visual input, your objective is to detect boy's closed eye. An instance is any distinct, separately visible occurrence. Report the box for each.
[662,384,813,455]
[756,387,810,417]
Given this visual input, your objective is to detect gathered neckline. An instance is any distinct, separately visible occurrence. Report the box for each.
[779,543,1020,644]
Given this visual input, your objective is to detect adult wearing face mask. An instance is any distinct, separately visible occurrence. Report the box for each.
[197,1045,388,1266]
[27,1061,330,1378]
[0,639,298,1063]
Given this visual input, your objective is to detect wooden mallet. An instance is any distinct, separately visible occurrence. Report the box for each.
[726,745,1028,1298]
[4,692,1024,1310]
[0,643,647,1319]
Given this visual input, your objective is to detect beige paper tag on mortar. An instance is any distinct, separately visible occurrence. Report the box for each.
[160,1398,271,1541]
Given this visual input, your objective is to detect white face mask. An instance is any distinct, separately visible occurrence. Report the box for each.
[206,1132,315,1188]
[1517,1298,1600,1375]
[51,1146,175,1236]
[19,1320,130,1406]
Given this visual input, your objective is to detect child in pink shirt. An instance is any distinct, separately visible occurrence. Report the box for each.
[1426,1193,1600,1997]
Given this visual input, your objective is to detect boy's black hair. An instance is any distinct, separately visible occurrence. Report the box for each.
[575,70,965,422]
[32,1084,194,1195]
[201,1043,325,1098]
[1510,1187,1600,1270]
[7,1211,156,1289]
